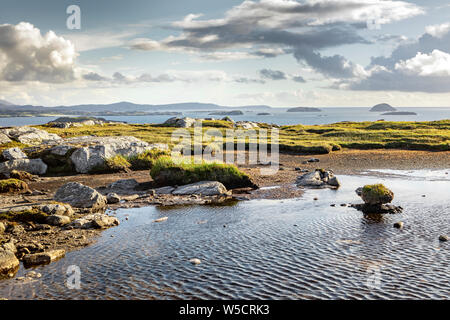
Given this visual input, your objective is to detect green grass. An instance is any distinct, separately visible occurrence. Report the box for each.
[127,149,171,170]
[36,119,450,154]
[0,179,29,193]
[150,156,257,189]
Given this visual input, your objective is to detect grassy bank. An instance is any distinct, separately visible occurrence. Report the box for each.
[33,120,450,154]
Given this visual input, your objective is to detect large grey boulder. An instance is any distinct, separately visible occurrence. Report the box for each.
[67,136,162,173]
[39,203,74,216]
[163,117,198,128]
[0,126,61,145]
[2,147,27,160]
[54,182,107,210]
[0,133,12,144]
[172,181,228,196]
[0,249,19,277]
[0,158,47,175]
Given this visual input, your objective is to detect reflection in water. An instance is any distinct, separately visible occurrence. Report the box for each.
[0,172,448,300]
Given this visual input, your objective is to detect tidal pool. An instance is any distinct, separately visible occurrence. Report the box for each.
[1,171,448,299]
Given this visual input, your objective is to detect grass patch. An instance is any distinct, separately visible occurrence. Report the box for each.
[150,156,257,189]
[127,149,171,170]
[0,179,29,193]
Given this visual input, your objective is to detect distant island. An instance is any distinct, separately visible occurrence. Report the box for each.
[370,103,396,112]
[209,110,244,116]
[287,107,322,112]
[382,111,417,116]
[257,112,271,115]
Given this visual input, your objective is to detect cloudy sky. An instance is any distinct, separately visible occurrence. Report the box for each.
[2,0,450,107]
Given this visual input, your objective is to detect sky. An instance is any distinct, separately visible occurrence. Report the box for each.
[2,0,450,107]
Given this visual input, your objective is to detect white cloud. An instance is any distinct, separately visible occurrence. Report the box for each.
[0,22,77,83]
[425,23,450,38]
[395,50,450,77]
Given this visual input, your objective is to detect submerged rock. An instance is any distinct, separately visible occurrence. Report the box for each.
[54,182,107,210]
[439,235,449,242]
[189,258,202,265]
[22,249,66,267]
[172,181,228,196]
[71,214,119,229]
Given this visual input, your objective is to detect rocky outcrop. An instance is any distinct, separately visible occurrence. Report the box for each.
[71,214,119,229]
[236,121,259,129]
[66,136,163,173]
[47,117,115,128]
[2,147,27,160]
[172,181,229,196]
[296,169,340,189]
[0,126,61,145]
[54,182,107,210]
[0,158,47,175]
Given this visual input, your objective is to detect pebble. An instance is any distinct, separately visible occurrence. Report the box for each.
[330,204,336,207]
[393,222,404,229]
[189,258,202,265]
[340,204,347,207]
[439,235,449,242]
[154,217,168,223]
[313,197,318,201]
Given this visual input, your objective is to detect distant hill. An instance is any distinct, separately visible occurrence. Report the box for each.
[0,99,14,106]
[287,107,322,112]
[370,103,396,112]
[382,111,417,116]
[0,101,275,117]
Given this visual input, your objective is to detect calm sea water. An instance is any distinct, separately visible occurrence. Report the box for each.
[1,107,450,127]
[1,170,448,300]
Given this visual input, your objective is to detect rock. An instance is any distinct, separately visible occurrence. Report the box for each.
[154,186,175,195]
[66,136,161,173]
[307,158,320,163]
[107,179,139,191]
[439,235,449,242]
[22,249,66,266]
[46,215,71,226]
[238,121,259,129]
[360,184,394,205]
[154,217,168,223]
[2,147,27,161]
[71,213,119,229]
[1,240,17,253]
[172,181,228,196]
[296,169,339,189]
[0,249,20,277]
[0,126,61,145]
[0,222,5,233]
[5,223,25,235]
[40,203,74,216]
[355,187,363,196]
[163,117,198,128]
[107,193,121,204]
[221,116,235,123]
[189,258,202,265]
[54,182,107,210]
[49,145,73,156]
[9,170,36,181]
[352,203,403,214]
[0,159,47,175]
[0,133,12,144]
[393,221,404,229]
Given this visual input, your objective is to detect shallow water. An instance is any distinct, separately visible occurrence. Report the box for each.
[1,107,450,127]
[0,171,448,300]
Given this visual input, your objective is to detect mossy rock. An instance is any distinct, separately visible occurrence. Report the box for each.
[128,149,171,170]
[89,155,131,174]
[361,184,394,205]
[0,179,29,193]
[9,170,34,181]
[0,207,48,223]
[27,147,77,174]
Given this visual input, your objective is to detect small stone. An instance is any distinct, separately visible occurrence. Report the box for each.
[313,197,318,201]
[393,222,404,229]
[154,217,168,223]
[294,167,301,171]
[330,204,336,207]
[189,258,202,265]
[439,235,449,242]
[22,249,66,266]
[107,193,121,204]
[46,215,71,226]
